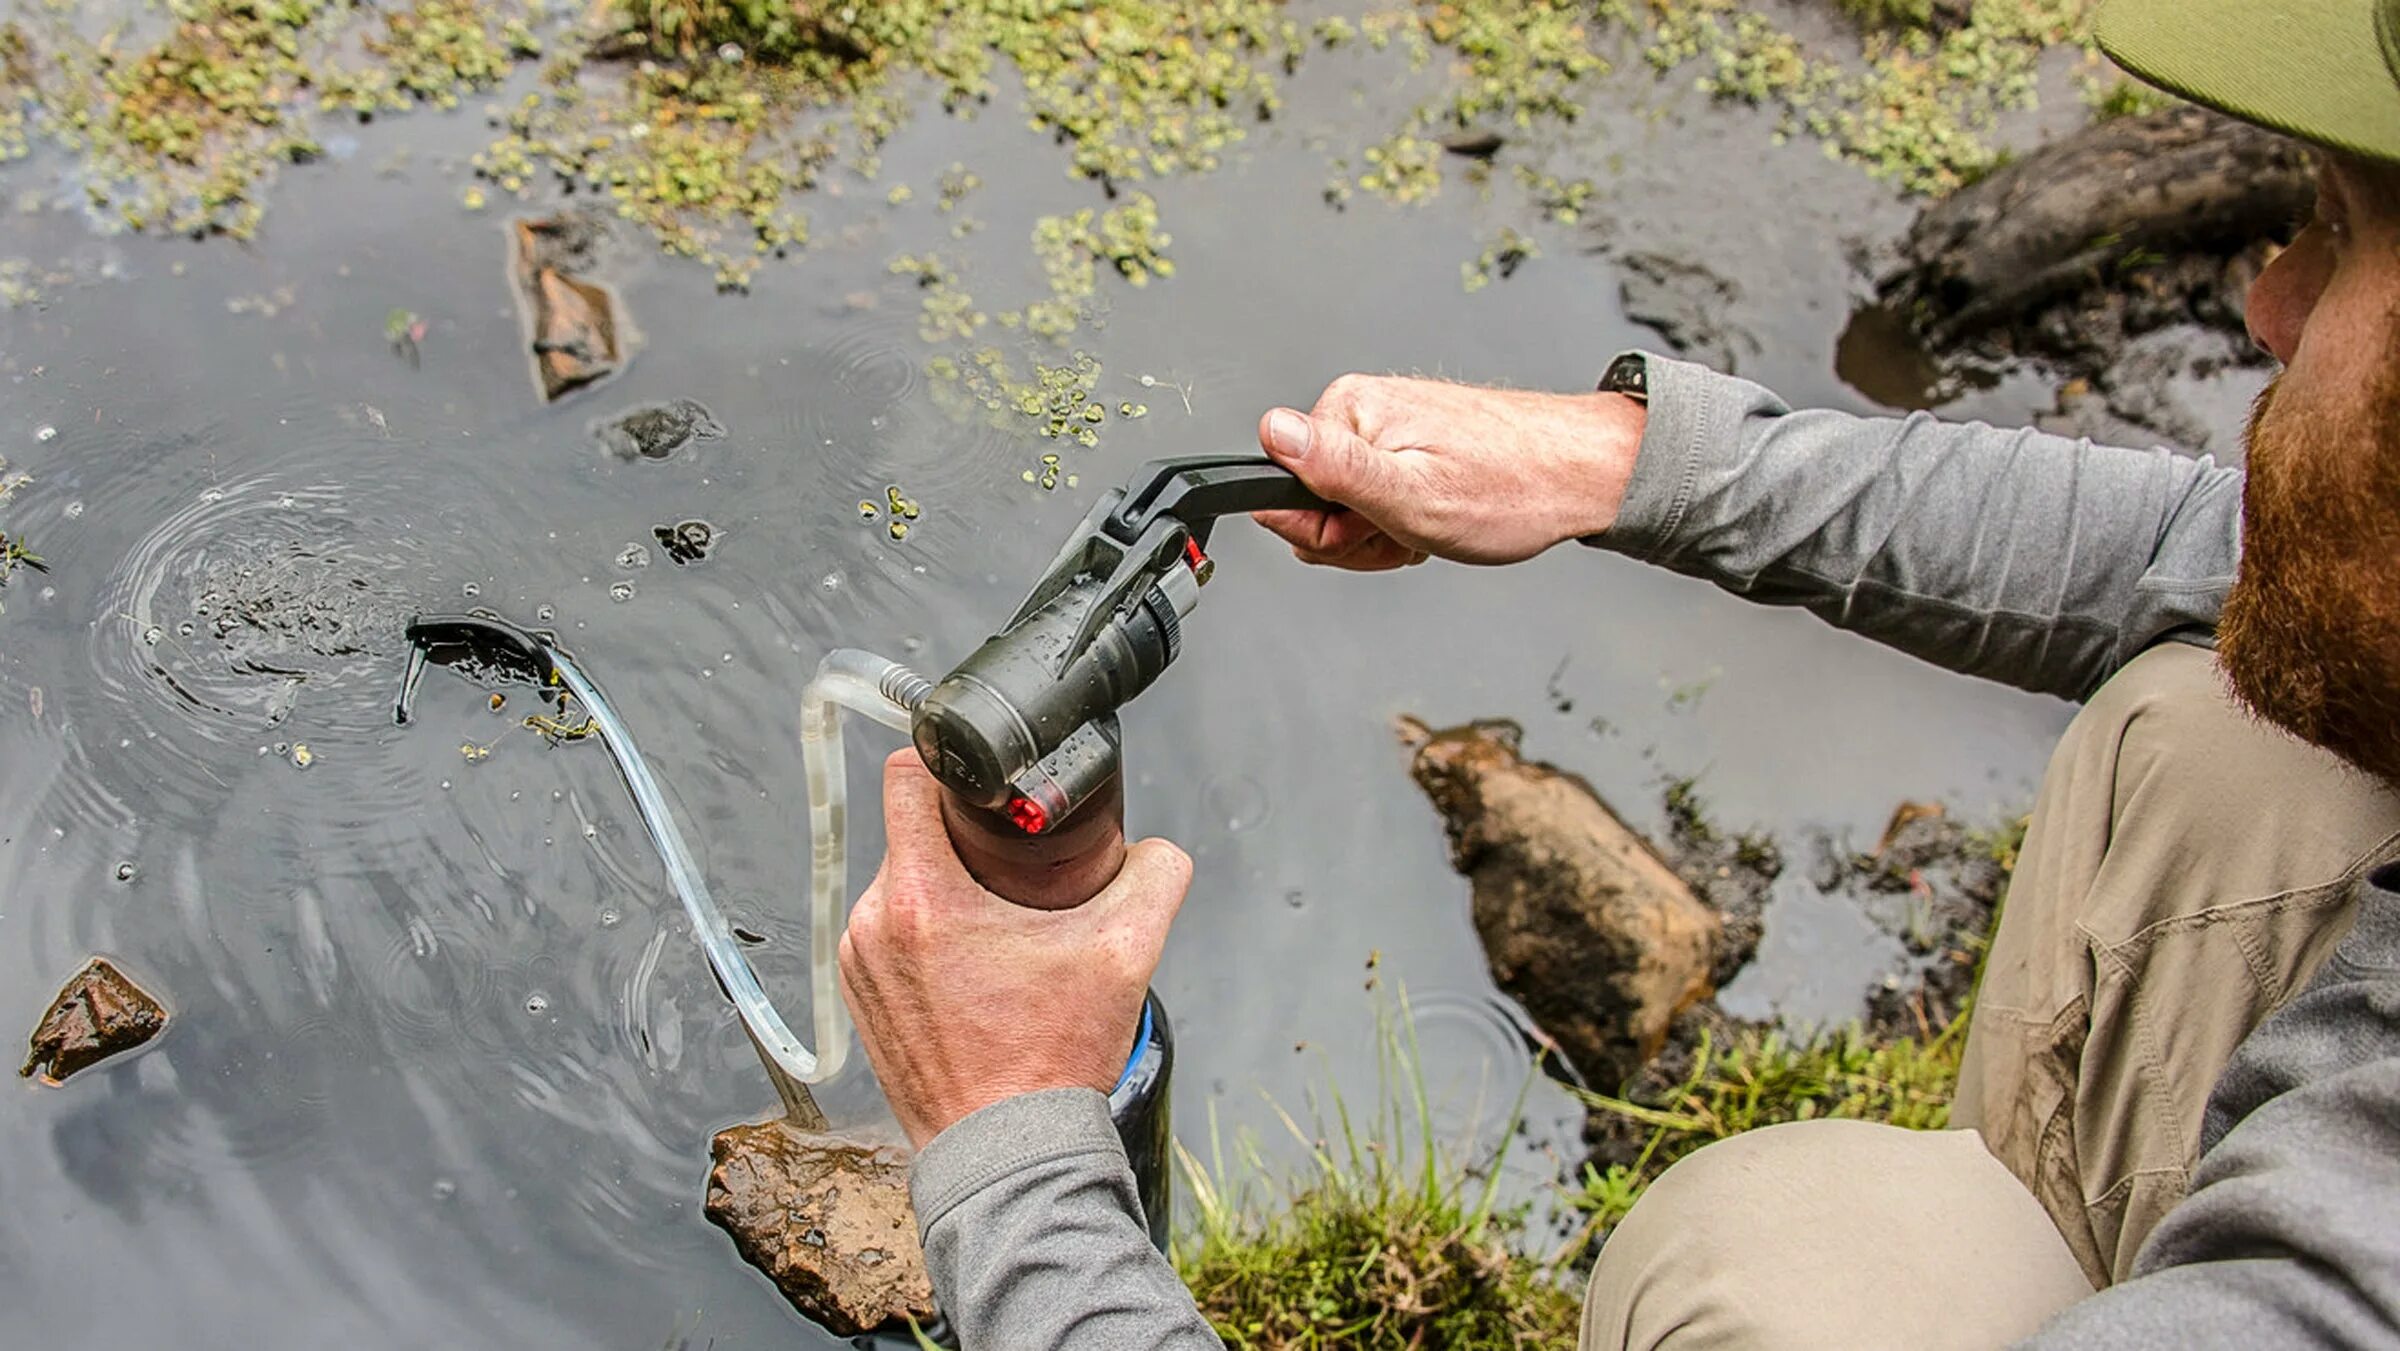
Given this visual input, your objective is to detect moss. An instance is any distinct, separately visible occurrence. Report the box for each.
[2083,73,2176,121]
[1640,0,2093,196]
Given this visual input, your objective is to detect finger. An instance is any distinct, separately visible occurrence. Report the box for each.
[1292,536,1422,572]
[878,749,976,886]
[1259,406,1409,518]
[1251,507,1386,557]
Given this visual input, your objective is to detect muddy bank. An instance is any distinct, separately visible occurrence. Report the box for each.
[1860,103,2311,440]
[1398,715,2011,1173]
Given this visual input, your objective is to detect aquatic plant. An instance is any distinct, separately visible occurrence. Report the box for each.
[1174,997,1581,1349]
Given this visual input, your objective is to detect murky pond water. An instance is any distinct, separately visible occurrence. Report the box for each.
[0,12,2187,1346]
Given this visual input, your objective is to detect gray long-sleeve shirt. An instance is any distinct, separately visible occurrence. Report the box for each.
[905,354,2400,1348]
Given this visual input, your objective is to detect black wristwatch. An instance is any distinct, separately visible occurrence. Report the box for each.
[1598,352,1649,404]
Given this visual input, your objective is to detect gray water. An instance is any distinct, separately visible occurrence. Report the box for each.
[0,14,2191,1347]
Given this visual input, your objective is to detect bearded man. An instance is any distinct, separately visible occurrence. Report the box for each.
[834,1,2400,1346]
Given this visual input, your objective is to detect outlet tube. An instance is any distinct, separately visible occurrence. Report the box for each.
[797,649,932,1084]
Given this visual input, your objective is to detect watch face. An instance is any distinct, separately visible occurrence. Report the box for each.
[1601,355,1648,401]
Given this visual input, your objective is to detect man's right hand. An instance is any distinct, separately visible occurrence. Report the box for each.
[1251,374,1647,570]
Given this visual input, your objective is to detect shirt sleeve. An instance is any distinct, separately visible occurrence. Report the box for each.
[1590,352,2245,702]
[911,1088,1224,1350]
[2010,894,2400,1349]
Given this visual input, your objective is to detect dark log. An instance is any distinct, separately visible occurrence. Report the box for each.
[1881,105,2315,347]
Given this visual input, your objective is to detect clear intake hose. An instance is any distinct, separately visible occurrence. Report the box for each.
[794,649,933,1084]
[545,648,925,1086]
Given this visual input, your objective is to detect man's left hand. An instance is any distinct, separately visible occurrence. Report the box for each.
[838,750,1193,1149]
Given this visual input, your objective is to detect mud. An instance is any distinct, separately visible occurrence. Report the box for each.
[704,1120,937,1338]
[1619,251,1759,376]
[1400,716,1720,1090]
[596,399,727,461]
[653,520,718,566]
[21,957,168,1084]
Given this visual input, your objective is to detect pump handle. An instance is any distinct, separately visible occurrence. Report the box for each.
[1104,455,1332,549]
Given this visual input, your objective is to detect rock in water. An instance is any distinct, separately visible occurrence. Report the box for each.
[20,958,168,1084]
[1400,717,1719,1089]
[705,1120,936,1337]
[513,214,627,401]
[597,399,726,461]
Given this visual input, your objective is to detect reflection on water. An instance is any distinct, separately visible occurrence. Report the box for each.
[0,37,2077,1351]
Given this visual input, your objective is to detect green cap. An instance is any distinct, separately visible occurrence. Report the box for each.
[2097,0,2400,163]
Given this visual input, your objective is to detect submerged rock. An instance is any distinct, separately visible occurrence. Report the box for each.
[513,213,627,401]
[20,958,168,1084]
[705,1119,936,1337]
[597,399,726,460]
[1400,717,1719,1088]
[1619,251,1758,375]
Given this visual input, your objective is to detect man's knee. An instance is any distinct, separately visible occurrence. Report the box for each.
[1581,1121,2090,1351]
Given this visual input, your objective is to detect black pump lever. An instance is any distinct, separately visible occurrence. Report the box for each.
[1103,455,1331,550]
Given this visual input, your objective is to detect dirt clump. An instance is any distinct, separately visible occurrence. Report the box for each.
[1399,716,1720,1090]
[20,958,169,1085]
[513,213,628,401]
[705,1119,936,1337]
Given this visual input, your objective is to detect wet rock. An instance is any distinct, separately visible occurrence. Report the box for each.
[1619,252,1758,374]
[1440,129,1505,159]
[705,1120,936,1337]
[513,214,627,401]
[20,958,168,1084]
[1400,717,1720,1088]
[653,519,718,565]
[597,399,726,460]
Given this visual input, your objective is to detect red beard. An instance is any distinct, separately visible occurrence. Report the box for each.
[2218,350,2400,785]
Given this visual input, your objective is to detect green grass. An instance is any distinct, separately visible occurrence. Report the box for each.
[1833,0,1940,29]
[1561,1014,1968,1251]
[1174,995,1580,1349]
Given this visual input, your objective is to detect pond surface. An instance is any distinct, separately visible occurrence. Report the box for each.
[0,13,2167,1347]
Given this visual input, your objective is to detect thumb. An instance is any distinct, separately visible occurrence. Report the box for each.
[1091,837,1193,960]
[1260,407,1406,517]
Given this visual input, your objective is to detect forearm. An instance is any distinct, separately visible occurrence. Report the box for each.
[912,1089,1223,1351]
[1590,354,2245,702]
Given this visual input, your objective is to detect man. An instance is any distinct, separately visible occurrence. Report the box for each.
[835,0,2400,1345]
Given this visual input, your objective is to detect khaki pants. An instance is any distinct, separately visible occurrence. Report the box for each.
[1581,643,2400,1350]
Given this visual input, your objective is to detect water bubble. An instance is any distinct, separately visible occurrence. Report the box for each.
[615,543,651,570]
[461,582,481,599]
[598,908,621,928]
[525,992,549,1014]
[535,604,556,623]
[140,626,162,646]
[717,41,745,62]
[1202,775,1270,832]
[432,1178,458,1201]
[819,572,843,594]
[608,581,635,603]
[582,823,597,840]
[61,500,83,519]
[177,622,194,638]
[113,861,137,882]
[34,425,55,442]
